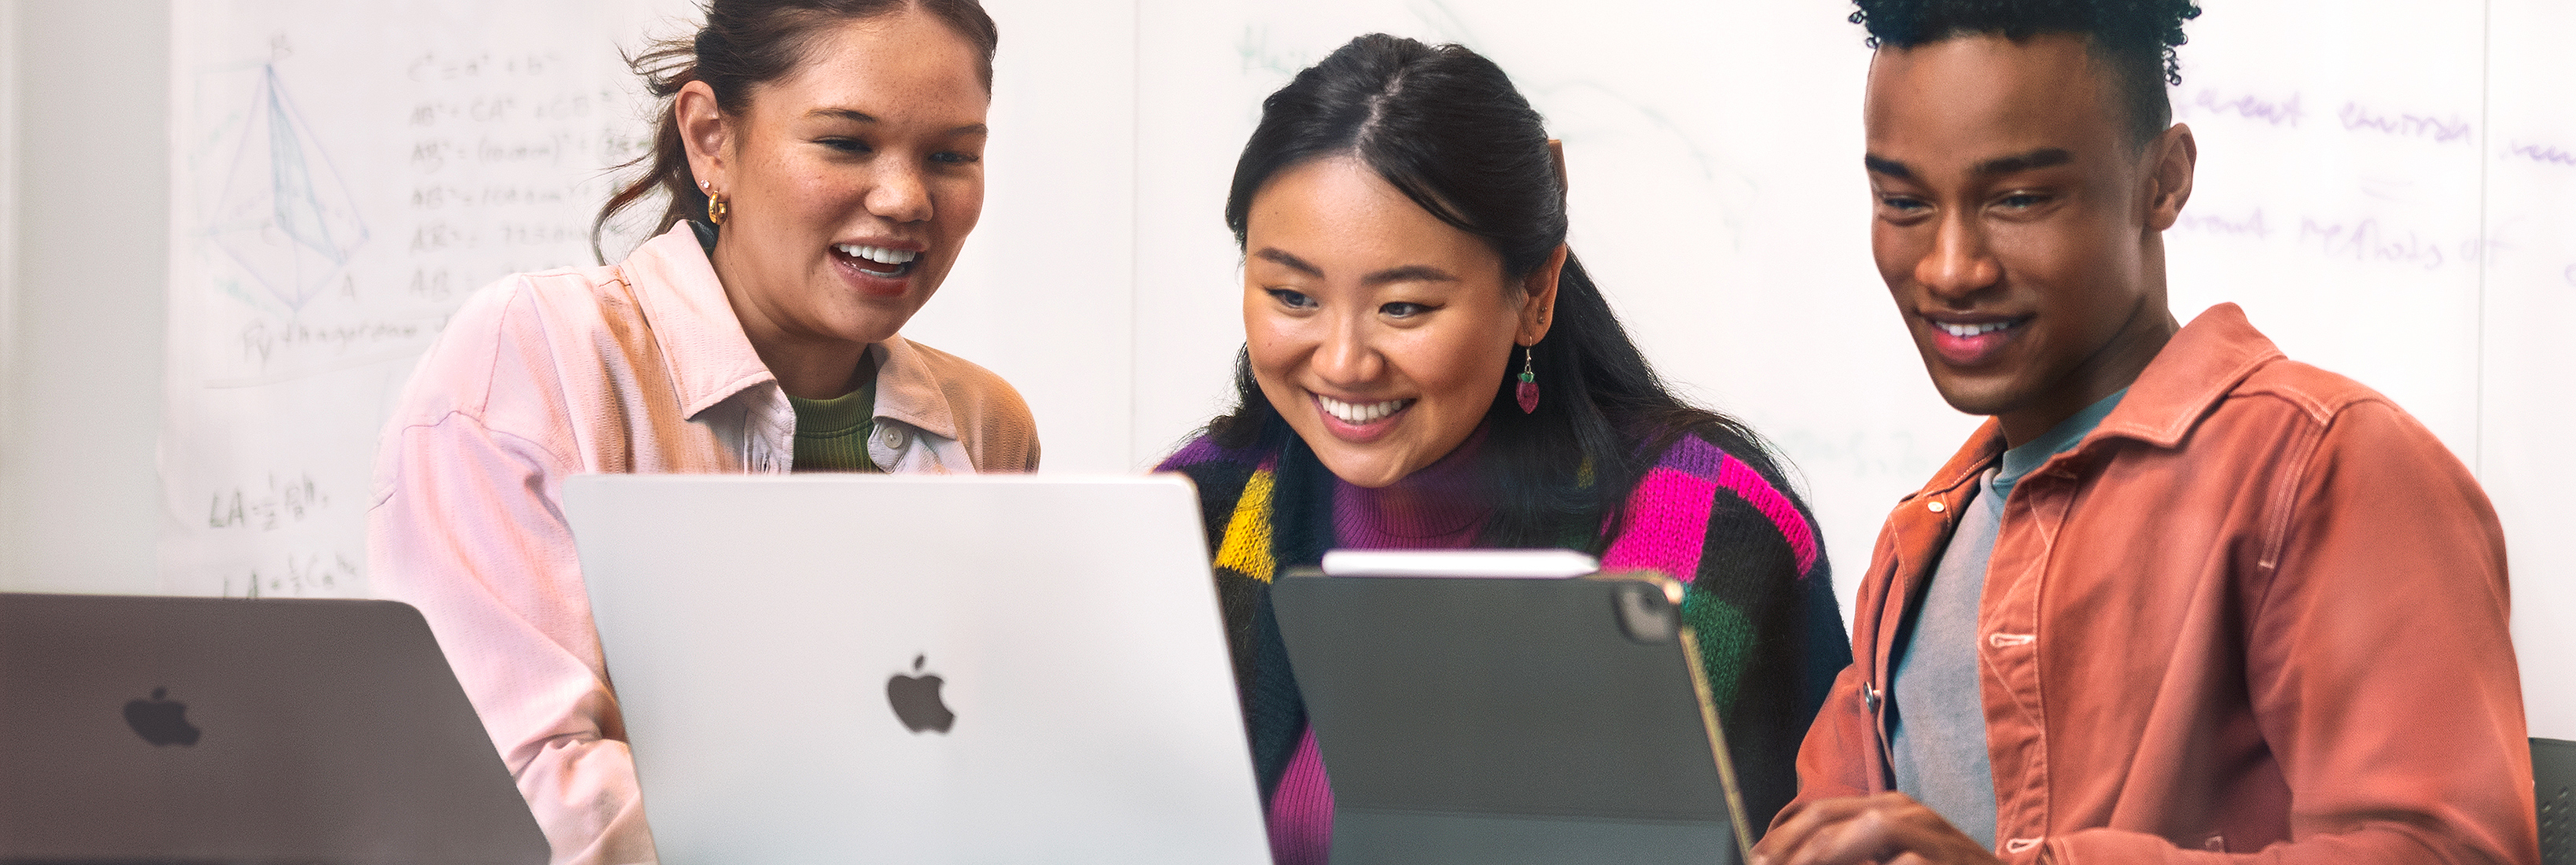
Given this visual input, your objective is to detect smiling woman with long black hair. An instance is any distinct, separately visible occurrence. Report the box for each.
[367,2,1033,862]
[1157,33,1851,863]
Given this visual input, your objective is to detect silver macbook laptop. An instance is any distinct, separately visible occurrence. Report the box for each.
[0,592,550,864]
[564,473,1271,864]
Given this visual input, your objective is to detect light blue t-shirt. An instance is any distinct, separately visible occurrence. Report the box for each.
[1888,388,2126,848]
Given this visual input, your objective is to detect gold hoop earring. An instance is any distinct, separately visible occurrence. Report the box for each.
[706,193,729,226]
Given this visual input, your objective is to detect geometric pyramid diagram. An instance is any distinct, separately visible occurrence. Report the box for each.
[207,64,369,312]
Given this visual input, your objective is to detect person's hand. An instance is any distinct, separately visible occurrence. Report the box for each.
[1752,792,2007,865]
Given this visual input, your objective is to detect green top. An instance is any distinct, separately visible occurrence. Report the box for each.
[786,382,882,473]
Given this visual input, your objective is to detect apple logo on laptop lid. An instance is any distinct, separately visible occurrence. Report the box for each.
[124,686,203,747]
[886,654,955,734]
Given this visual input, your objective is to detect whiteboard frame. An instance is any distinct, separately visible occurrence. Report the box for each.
[0,0,17,435]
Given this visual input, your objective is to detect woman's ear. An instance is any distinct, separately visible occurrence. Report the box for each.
[1518,243,1568,345]
[675,80,732,195]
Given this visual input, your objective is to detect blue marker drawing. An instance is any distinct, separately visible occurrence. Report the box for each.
[204,64,369,313]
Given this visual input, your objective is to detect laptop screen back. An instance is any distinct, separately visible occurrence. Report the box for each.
[565,473,1270,865]
[0,593,549,865]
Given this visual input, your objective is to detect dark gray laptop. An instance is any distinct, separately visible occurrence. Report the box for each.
[1270,550,1756,865]
[0,592,549,865]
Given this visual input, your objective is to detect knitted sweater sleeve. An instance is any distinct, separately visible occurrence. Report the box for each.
[1600,434,1849,834]
[1154,436,1307,801]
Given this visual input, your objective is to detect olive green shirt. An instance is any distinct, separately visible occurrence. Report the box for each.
[787,383,881,472]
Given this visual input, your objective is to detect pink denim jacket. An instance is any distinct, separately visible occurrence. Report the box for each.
[367,225,1036,864]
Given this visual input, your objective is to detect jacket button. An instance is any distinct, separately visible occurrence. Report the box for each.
[1926,500,1946,513]
[1863,683,1882,712]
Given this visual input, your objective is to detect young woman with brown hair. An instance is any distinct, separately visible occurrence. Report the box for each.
[368,3,1029,862]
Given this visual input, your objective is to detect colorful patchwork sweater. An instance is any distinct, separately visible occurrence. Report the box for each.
[1157,426,1850,848]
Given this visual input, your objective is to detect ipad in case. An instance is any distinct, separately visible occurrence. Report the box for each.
[1271,550,1754,865]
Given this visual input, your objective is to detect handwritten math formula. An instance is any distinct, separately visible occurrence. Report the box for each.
[219,550,360,598]
[206,471,333,532]
[167,2,673,599]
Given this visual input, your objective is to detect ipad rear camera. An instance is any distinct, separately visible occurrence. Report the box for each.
[1612,582,1680,644]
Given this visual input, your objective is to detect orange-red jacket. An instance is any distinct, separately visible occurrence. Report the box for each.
[1785,304,2537,864]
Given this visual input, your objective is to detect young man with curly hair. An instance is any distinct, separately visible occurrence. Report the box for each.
[1753,2,2541,863]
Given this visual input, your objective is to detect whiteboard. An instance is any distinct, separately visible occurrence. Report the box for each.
[2478,0,2576,741]
[1122,0,2574,736]
[158,0,2573,735]
[161,0,691,598]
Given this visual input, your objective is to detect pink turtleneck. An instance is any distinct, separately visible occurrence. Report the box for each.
[1267,429,1492,865]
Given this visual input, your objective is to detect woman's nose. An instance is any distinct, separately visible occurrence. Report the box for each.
[1309,315,1383,387]
[867,163,934,223]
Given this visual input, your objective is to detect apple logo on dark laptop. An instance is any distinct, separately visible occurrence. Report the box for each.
[123,687,202,747]
[886,654,955,734]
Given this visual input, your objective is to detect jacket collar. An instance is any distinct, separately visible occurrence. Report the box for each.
[1916,420,2006,502]
[1911,302,2283,499]
[620,224,962,439]
[621,225,775,420]
[2090,302,2283,451]
[867,336,961,441]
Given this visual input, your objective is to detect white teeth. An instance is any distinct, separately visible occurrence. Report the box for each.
[1316,395,1410,425]
[1940,320,2015,338]
[835,244,920,266]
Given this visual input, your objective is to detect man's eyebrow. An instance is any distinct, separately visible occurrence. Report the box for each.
[1254,248,1322,277]
[1864,154,1913,180]
[1974,147,2074,176]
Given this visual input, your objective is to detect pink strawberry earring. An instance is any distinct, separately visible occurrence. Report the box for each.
[1515,344,1540,414]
